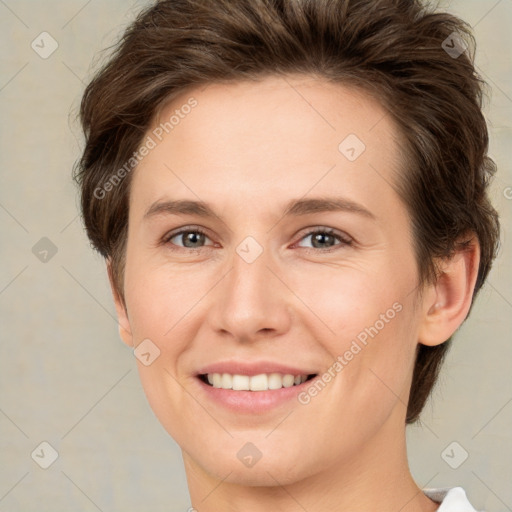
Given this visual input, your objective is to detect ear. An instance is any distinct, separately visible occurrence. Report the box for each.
[106,258,133,347]
[418,236,480,347]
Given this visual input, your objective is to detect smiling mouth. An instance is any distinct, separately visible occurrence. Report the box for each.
[198,373,317,391]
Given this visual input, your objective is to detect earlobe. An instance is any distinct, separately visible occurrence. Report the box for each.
[106,258,133,347]
[418,237,480,347]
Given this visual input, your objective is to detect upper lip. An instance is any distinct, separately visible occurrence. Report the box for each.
[197,361,317,377]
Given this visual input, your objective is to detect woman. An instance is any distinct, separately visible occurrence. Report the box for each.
[74,0,500,509]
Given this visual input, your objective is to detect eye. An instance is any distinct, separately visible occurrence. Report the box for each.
[162,226,352,252]
[163,227,214,250]
[296,227,352,251]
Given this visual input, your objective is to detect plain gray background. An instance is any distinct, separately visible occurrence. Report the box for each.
[0,0,511,511]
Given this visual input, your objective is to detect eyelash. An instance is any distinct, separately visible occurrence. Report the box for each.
[161,226,353,253]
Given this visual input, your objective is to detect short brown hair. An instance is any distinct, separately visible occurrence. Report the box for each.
[74,0,500,423]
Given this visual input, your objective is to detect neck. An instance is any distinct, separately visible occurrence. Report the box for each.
[183,408,439,512]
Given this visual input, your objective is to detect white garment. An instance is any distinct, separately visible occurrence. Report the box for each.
[424,487,480,511]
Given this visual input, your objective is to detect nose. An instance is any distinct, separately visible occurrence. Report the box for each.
[206,244,292,343]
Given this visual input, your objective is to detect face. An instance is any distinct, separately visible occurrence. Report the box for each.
[115,75,426,486]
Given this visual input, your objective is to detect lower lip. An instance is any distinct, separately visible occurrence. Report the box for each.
[195,376,315,414]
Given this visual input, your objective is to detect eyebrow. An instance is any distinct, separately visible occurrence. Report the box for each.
[143,196,376,221]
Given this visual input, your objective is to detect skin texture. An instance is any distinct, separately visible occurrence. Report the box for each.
[108,75,479,511]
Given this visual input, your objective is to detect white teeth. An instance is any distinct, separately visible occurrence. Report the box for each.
[212,373,222,388]
[205,372,311,391]
[232,374,250,390]
[221,373,233,388]
[282,374,295,388]
[268,373,283,390]
[249,374,268,391]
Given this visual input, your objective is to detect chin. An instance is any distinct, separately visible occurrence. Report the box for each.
[186,440,320,488]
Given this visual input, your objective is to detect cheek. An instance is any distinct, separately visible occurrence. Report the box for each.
[124,269,198,441]
[124,257,211,344]
[288,258,419,416]
[285,256,411,342]
[122,262,197,411]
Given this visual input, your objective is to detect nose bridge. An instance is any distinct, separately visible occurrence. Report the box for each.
[209,238,290,339]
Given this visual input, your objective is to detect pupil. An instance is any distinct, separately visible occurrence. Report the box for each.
[313,233,333,248]
[185,232,203,248]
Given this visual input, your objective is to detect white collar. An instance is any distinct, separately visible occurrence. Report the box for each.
[423,487,480,511]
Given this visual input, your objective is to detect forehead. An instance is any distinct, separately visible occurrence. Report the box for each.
[131,75,404,218]
[153,75,397,156]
